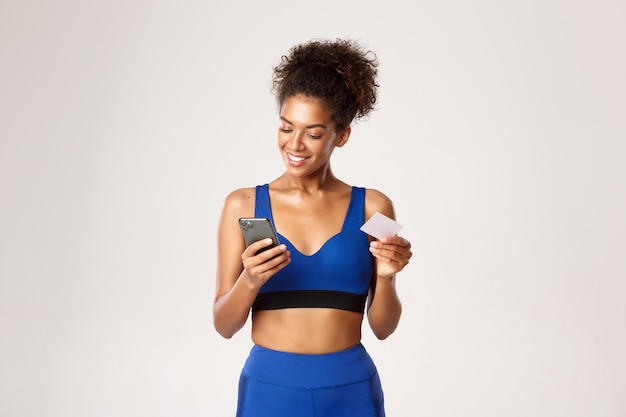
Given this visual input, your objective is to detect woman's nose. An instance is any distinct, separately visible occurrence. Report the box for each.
[287,131,305,150]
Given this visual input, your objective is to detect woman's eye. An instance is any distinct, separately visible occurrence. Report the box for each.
[279,127,293,133]
[307,133,322,139]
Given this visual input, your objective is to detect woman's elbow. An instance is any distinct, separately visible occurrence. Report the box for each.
[368,310,401,340]
[213,317,237,339]
[371,326,396,340]
[212,306,246,339]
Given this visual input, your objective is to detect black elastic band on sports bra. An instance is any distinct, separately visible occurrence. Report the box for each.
[252,290,367,313]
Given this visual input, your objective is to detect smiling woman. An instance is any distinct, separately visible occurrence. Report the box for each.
[278,95,345,173]
[213,38,412,417]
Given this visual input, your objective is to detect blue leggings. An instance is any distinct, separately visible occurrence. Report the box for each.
[236,343,385,417]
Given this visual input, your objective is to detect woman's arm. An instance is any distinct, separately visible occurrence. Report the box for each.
[213,189,290,339]
[365,189,412,340]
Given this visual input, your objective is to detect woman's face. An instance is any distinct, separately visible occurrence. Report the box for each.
[277,94,349,177]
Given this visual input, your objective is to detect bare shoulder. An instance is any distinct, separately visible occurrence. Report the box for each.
[222,187,256,218]
[364,188,396,220]
[218,187,257,250]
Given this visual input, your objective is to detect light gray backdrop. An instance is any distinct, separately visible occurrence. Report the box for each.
[1,1,625,416]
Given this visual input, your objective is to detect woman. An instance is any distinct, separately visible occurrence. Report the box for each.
[214,38,412,417]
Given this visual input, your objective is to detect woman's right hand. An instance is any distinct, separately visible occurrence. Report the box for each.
[241,239,290,288]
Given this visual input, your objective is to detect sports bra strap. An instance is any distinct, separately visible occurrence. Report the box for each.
[342,186,365,231]
[254,184,272,219]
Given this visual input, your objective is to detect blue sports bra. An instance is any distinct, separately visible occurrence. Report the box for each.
[252,184,374,313]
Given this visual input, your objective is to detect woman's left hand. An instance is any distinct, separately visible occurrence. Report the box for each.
[369,236,412,279]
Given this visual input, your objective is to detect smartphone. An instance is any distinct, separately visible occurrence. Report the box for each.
[238,217,281,255]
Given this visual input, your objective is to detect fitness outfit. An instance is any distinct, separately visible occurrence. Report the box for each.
[236,184,385,417]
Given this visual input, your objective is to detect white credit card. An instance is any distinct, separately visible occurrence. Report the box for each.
[360,212,403,240]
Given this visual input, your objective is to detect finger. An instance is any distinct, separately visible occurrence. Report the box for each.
[257,244,288,262]
[371,248,406,264]
[371,250,411,272]
[379,236,411,248]
[244,238,278,257]
[244,246,290,275]
[372,239,412,263]
[370,243,412,265]
[245,252,291,284]
[370,240,406,254]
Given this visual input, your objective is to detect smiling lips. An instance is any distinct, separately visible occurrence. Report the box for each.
[287,153,309,166]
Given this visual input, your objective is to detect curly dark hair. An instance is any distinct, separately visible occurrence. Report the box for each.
[272,39,379,131]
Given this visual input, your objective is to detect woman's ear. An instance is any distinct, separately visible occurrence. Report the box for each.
[336,126,352,147]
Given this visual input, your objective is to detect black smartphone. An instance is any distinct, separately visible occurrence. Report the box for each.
[238,217,281,255]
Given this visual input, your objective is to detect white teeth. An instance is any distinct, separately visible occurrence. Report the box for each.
[288,154,306,162]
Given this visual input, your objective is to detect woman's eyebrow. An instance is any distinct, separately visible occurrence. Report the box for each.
[279,116,328,130]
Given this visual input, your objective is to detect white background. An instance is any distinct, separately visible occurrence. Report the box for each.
[1,1,625,416]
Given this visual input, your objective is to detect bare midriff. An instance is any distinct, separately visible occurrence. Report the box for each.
[251,308,364,354]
